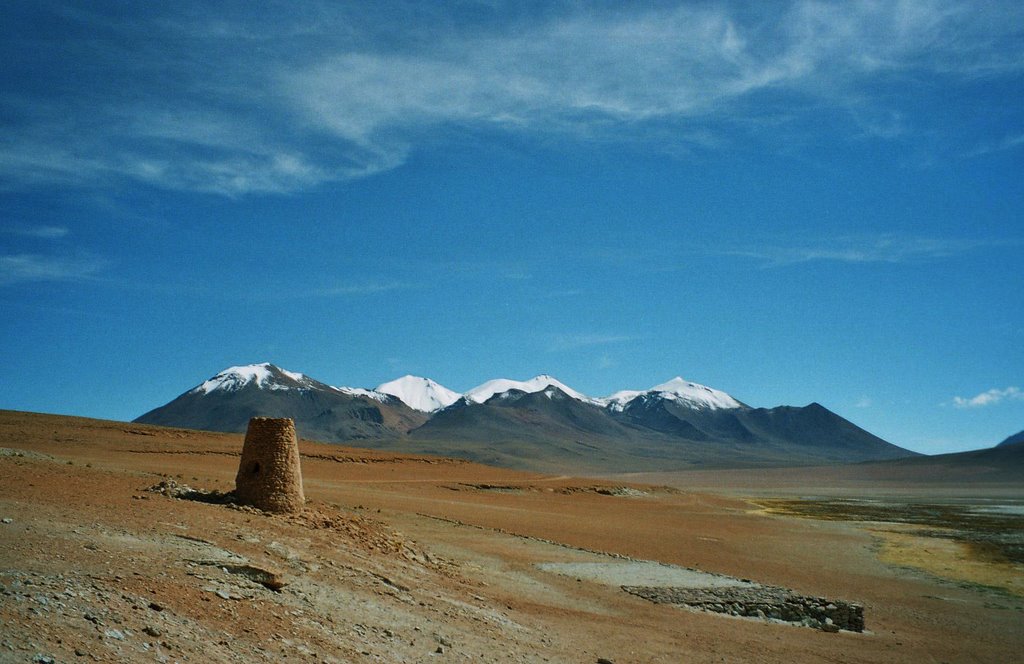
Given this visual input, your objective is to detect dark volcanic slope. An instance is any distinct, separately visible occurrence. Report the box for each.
[726,403,909,462]
[405,387,916,472]
[134,366,425,442]
[406,387,672,471]
[414,388,641,444]
[997,430,1024,448]
[610,397,909,462]
[810,440,1024,485]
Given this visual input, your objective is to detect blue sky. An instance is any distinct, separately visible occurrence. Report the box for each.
[1,1,1021,454]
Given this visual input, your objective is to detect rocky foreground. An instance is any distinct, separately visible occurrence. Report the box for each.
[1,410,1022,663]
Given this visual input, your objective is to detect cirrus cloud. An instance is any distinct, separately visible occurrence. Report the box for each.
[726,235,1018,267]
[1,225,70,239]
[547,333,639,352]
[0,253,107,286]
[1,1,1022,195]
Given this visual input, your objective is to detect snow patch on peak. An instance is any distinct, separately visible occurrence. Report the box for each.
[541,385,564,400]
[652,377,742,409]
[279,368,306,383]
[600,377,742,411]
[465,375,596,405]
[190,362,317,395]
[334,386,389,403]
[376,375,461,412]
[191,363,276,394]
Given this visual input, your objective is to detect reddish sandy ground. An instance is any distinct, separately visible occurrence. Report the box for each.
[1,410,1021,663]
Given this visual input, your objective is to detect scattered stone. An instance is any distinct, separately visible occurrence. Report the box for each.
[1,518,11,524]
[595,487,647,497]
[597,659,615,664]
[435,645,444,654]
[143,626,162,637]
[0,448,53,460]
[622,585,864,632]
[104,629,125,640]
[146,478,195,498]
[219,564,287,591]
[148,601,164,612]
[144,478,235,505]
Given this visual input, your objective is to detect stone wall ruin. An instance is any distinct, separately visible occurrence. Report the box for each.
[623,585,865,632]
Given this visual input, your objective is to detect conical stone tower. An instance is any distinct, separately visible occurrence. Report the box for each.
[235,417,305,513]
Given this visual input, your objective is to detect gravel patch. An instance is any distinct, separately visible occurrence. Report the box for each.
[536,561,750,588]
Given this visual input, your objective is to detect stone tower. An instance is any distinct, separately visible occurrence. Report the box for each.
[235,417,305,513]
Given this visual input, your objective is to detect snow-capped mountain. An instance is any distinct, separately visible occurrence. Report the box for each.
[192,363,320,394]
[599,377,744,412]
[136,362,917,472]
[452,374,741,413]
[375,375,461,413]
[136,363,424,440]
[187,366,739,415]
[464,375,599,405]
[193,362,393,402]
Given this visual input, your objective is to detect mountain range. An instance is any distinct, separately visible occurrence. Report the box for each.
[135,362,917,472]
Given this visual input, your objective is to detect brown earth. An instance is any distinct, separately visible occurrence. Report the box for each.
[1,409,1022,663]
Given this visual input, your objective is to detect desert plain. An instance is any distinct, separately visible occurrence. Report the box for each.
[1,409,1021,663]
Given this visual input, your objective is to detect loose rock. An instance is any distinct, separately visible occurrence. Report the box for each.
[622,585,865,632]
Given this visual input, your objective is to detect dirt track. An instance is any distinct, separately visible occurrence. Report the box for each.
[1,410,1022,663]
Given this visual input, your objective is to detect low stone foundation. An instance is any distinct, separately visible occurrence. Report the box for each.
[622,585,865,632]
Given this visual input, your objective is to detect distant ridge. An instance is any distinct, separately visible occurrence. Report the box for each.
[997,429,1024,447]
[135,363,918,472]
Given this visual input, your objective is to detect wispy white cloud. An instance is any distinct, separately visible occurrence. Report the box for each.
[854,396,873,408]
[0,253,106,285]
[542,289,585,298]
[728,235,1014,267]
[1,225,69,239]
[966,132,1024,157]
[1,1,1021,194]
[312,281,412,296]
[430,259,534,282]
[548,333,639,352]
[951,386,1024,409]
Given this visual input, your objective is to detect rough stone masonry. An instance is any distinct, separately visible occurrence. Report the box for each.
[622,584,865,632]
[235,417,305,513]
